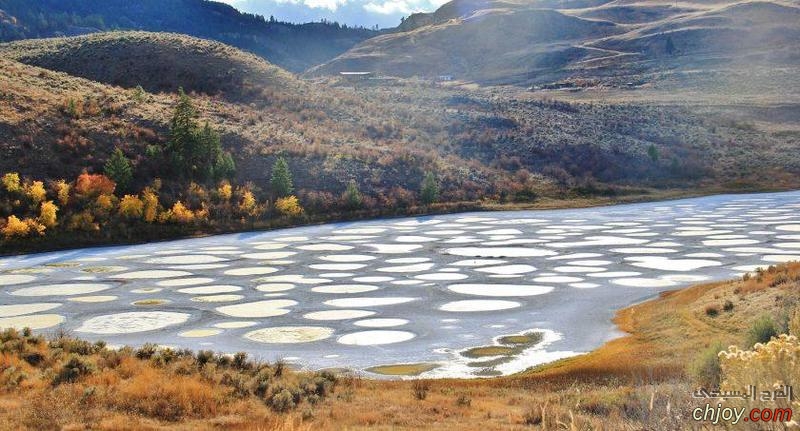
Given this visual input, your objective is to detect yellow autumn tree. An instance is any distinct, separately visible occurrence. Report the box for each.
[238,190,258,217]
[217,181,232,201]
[39,201,58,228]
[25,181,47,204]
[94,193,116,218]
[1,173,21,193]
[275,195,303,217]
[2,215,29,239]
[119,194,145,219]
[142,187,159,223]
[162,201,195,224]
[1,215,44,239]
[55,180,71,206]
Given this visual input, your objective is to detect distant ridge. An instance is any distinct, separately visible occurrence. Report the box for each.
[0,0,377,72]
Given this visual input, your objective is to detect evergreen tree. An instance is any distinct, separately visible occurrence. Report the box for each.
[647,144,659,163]
[166,88,196,178]
[104,147,133,191]
[270,156,293,197]
[215,152,236,182]
[344,179,362,209]
[420,172,439,205]
[163,90,233,182]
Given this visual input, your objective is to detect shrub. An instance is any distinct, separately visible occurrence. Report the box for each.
[217,181,232,202]
[719,335,799,415]
[746,315,778,348]
[162,201,195,224]
[142,187,159,222]
[54,180,71,206]
[704,305,719,317]
[691,341,724,388]
[723,300,734,312]
[75,173,115,198]
[2,215,44,239]
[275,195,303,217]
[790,307,800,336]
[269,388,296,412]
[456,393,471,407]
[67,210,99,231]
[25,181,47,204]
[38,201,58,228]
[412,381,429,400]
[1,172,21,193]
[343,180,362,210]
[94,193,116,218]
[53,355,94,385]
[118,195,144,219]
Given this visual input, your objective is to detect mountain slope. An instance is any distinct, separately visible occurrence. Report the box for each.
[0,32,298,102]
[0,0,377,72]
[311,0,800,87]
[1,32,799,221]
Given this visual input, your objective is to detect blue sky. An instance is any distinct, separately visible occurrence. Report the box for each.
[217,0,449,28]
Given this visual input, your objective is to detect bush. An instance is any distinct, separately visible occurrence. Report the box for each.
[704,305,719,317]
[412,380,429,400]
[75,173,115,198]
[53,355,94,385]
[790,307,800,336]
[118,194,144,219]
[746,315,778,348]
[38,201,58,228]
[1,172,21,193]
[691,341,724,388]
[275,195,303,217]
[722,300,734,312]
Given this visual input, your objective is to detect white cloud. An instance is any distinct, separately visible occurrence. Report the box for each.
[363,0,437,15]
[304,0,348,10]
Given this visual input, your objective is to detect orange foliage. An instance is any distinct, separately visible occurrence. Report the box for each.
[75,173,116,198]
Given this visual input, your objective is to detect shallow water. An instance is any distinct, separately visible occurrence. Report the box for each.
[2,191,800,378]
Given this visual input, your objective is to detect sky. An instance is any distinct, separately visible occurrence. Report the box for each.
[217,0,449,29]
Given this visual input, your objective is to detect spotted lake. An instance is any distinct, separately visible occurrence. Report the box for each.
[2,191,800,378]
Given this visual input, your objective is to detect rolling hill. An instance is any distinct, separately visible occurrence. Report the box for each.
[0,0,377,72]
[1,31,799,252]
[310,0,800,89]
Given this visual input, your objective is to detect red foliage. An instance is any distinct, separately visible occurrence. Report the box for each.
[74,173,116,198]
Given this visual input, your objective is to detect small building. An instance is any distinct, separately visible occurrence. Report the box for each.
[436,75,453,82]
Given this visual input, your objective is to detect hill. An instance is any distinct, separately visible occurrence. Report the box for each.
[1,32,799,252]
[0,0,377,72]
[310,0,800,90]
[0,32,298,102]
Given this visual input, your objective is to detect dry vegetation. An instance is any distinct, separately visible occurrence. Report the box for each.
[0,264,796,429]
[1,32,799,253]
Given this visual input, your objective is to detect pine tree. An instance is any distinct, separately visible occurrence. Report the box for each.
[647,144,659,163]
[270,156,293,197]
[104,148,133,191]
[344,179,362,210]
[420,172,439,205]
[167,88,197,178]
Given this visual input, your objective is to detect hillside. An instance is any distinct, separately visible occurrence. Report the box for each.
[310,0,800,91]
[0,32,299,102]
[0,0,377,72]
[1,32,799,252]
